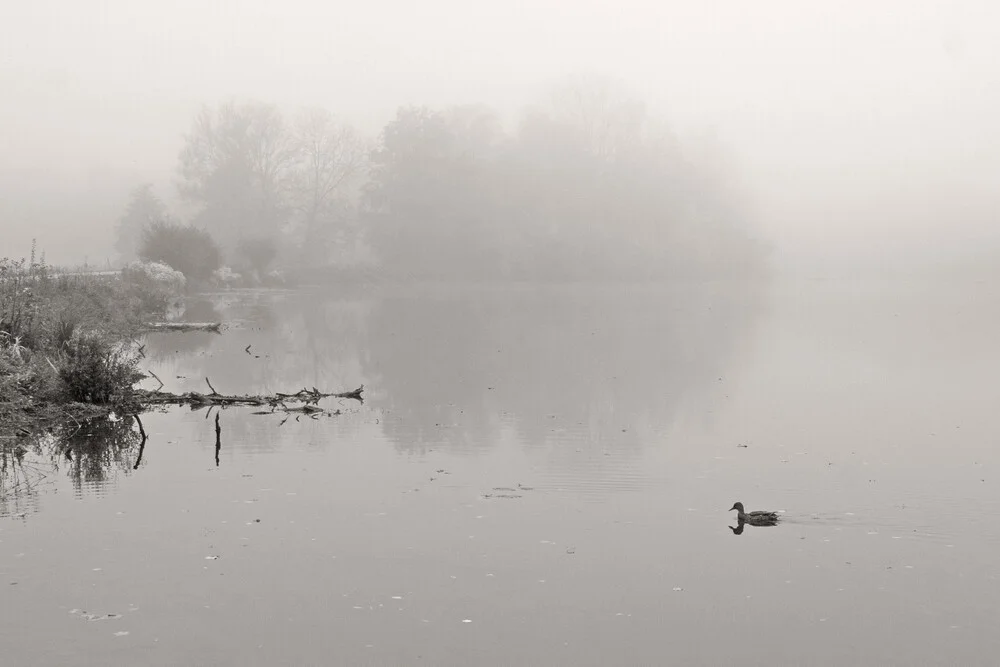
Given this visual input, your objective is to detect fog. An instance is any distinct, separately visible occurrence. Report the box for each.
[3,0,999,276]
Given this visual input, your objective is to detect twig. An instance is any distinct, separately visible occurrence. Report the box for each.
[214,412,221,467]
[205,377,219,395]
[134,414,147,441]
[147,370,164,392]
[60,408,83,439]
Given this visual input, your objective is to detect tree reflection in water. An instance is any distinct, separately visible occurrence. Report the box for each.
[365,284,765,459]
[27,281,765,506]
[0,415,146,518]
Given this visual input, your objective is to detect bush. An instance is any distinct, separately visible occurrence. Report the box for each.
[139,221,222,282]
[121,261,185,315]
[58,333,143,405]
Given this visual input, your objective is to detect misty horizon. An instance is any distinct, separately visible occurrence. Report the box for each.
[3,0,999,276]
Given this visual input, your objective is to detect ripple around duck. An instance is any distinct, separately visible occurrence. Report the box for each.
[775,511,980,545]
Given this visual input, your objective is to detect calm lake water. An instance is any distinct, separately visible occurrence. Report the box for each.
[2,280,999,665]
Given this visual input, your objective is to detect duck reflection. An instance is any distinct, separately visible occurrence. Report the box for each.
[728,517,781,535]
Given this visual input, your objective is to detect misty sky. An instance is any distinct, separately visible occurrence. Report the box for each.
[2,0,998,271]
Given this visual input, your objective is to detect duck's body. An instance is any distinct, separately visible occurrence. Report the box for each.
[729,502,779,525]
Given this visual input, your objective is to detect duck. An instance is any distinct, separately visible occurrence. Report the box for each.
[729,502,779,525]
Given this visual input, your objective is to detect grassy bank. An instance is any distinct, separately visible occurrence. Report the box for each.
[0,251,171,435]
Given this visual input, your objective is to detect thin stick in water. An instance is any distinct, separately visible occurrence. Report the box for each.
[214,412,221,467]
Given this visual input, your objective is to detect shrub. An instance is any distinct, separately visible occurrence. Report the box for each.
[139,221,222,282]
[58,333,143,405]
[121,261,185,314]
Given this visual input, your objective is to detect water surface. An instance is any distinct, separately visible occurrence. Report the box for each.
[2,281,999,665]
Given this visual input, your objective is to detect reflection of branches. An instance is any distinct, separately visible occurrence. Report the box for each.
[132,414,147,470]
[2,414,147,518]
[0,443,49,518]
[55,416,145,492]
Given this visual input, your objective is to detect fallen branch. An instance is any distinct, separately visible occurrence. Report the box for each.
[135,384,364,412]
[142,322,222,333]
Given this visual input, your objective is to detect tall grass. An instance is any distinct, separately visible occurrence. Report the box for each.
[1,244,170,419]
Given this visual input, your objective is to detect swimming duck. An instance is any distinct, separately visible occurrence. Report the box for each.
[729,502,779,525]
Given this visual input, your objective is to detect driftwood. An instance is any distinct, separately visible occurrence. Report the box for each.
[135,377,364,415]
[142,322,222,333]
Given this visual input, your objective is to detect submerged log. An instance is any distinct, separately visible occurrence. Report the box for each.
[142,322,222,333]
[135,380,364,414]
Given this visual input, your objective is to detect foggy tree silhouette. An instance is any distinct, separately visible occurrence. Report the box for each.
[289,109,369,266]
[178,101,296,254]
[114,184,170,263]
[364,79,767,282]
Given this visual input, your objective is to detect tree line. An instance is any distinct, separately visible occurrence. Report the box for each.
[116,76,766,282]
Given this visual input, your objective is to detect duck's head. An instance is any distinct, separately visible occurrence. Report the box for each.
[729,502,744,513]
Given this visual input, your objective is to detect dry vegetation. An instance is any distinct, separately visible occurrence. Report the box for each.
[0,245,171,435]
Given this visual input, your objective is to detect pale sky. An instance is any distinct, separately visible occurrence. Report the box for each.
[2,0,998,270]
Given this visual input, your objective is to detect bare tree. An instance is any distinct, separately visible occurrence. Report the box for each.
[290,109,368,260]
[178,101,296,244]
[546,74,647,161]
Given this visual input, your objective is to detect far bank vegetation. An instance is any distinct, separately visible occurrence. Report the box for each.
[110,75,765,287]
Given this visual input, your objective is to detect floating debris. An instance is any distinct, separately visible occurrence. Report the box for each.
[69,610,123,622]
